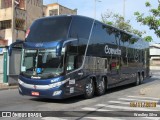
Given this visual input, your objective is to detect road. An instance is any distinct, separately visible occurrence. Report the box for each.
[0,70,160,120]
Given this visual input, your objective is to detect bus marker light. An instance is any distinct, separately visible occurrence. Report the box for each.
[31,92,39,96]
[25,29,30,38]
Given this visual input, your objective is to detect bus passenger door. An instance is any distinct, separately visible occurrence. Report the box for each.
[64,40,84,96]
[65,54,84,96]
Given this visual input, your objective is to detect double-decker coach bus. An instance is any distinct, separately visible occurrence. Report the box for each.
[10,15,149,99]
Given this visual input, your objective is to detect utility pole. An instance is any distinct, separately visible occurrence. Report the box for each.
[94,0,101,19]
[12,0,15,43]
[123,0,126,20]
[94,0,96,19]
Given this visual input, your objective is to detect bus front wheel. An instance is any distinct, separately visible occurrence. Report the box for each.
[84,78,95,99]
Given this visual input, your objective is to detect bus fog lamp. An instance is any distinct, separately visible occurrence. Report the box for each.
[53,90,62,96]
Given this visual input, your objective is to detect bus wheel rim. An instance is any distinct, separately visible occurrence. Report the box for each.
[137,75,139,85]
[86,80,93,95]
[99,78,105,92]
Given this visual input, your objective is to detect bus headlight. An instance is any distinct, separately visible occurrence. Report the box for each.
[49,82,62,88]
[49,78,69,88]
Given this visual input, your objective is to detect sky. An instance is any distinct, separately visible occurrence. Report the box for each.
[44,0,159,44]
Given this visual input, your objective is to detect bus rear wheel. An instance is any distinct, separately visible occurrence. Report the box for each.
[96,77,106,96]
[84,78,95,99]
[140,74,144,84]
[135,74,140,86]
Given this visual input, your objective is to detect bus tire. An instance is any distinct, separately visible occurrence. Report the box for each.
[96,77,106,96]
[84,78,95,99]
[139,73,144,84]
[135,74,140,86]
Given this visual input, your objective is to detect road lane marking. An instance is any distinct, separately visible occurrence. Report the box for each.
[96,104,157,111]
[41,117,67,120]
[82,107,112,111]
[128,96,160,101]
[82,106,158,120]
[108,100,160,108]
[118,98,159,103]
[85,117,124,120]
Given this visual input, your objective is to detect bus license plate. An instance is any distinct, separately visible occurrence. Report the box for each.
[31,91,39,96]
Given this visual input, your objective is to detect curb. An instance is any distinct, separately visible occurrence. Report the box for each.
[0,84,18,90]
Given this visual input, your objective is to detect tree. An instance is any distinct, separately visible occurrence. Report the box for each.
[134,0,160,42]
[101,11,145,37]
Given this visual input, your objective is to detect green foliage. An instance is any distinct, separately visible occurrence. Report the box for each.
[145,1,151,7]
[144,36,153,42]
[101,11,145,38]
[134,0,160,42]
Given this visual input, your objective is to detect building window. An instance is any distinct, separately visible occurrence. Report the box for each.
[15,19,25,30]
[2,0,12,8]
[0,20,11,30]
[49,9,58,16]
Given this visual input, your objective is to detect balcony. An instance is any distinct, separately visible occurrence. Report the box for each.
[0,28,12,40]
[15,8,26,20]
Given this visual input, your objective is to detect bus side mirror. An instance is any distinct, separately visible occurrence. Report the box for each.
[8,40,24,56]
[56,41,71,56]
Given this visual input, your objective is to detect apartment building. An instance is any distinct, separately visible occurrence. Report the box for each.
[0,0,77,46]
[43,3,77,16]
[0,0,43,46]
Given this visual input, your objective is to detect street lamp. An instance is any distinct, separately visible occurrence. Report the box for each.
[94,0,101,19]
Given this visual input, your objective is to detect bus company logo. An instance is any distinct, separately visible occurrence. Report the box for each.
[35,43,43,47]
[104,45,121,55]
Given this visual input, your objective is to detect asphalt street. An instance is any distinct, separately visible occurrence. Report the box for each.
[0,70,160,120]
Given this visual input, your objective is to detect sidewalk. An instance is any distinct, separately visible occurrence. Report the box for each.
[0,83,18,90]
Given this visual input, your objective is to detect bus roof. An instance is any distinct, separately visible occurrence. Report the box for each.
[34,15,143,40]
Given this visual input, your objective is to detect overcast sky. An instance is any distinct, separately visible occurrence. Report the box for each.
[44,0,159,44]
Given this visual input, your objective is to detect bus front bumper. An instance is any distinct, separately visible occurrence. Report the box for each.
[19,83,65,99]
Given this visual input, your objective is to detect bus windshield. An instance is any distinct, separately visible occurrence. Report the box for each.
[26,16,72,42]
[21,49,64,79]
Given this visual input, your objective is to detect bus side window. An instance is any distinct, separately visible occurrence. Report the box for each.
[67,55,74,71]
[66,40,79,72]
[105,59,108,69]
[67,55,79,71]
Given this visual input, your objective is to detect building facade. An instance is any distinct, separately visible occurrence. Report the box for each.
[0,0,43,46]
[0,0,77,46]
[150,44,160,66]
[43,3,77,17]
